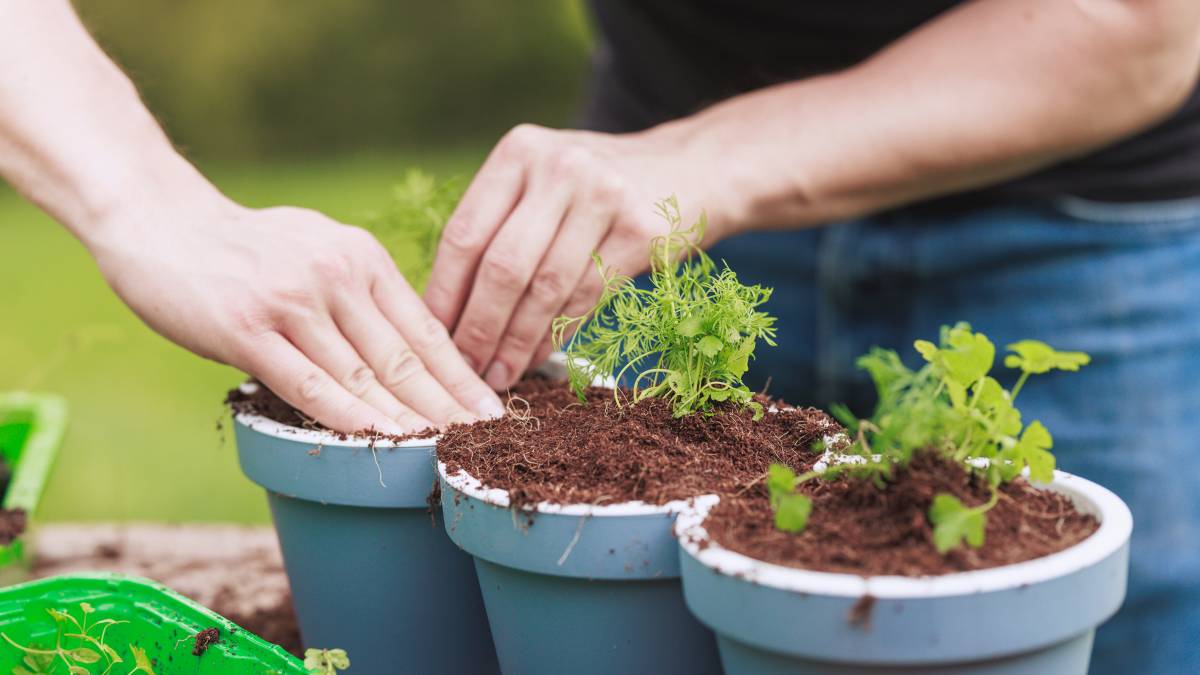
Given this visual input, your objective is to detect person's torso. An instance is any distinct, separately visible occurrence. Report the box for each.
[581,0,1200,204]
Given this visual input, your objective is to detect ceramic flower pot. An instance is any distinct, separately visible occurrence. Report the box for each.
[675,472,1132,675]
[439,463,721,675]
[232,385,499,675]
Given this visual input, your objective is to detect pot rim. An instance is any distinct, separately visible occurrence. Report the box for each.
[676,469,1132,599]
[230,381,438,449]
[438,461,705,517]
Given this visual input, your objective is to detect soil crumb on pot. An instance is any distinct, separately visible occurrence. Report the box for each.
[0,507,26,545]
[191,627,220,656]
[704,452,1099,577]
[437,378,839,508]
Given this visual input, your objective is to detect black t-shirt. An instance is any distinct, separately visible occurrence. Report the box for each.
[580,1,1200,204]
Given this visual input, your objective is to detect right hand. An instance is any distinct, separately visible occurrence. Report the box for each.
[87,195,505,434]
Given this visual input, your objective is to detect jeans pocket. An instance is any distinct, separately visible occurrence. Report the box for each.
[1053,195,1200,235]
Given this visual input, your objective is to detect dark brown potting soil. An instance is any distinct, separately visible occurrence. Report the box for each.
[703,452,1100,577]
[191,627,220,656]
[225,384,433,443]
[436,377,838,509]
[0,507,26,546]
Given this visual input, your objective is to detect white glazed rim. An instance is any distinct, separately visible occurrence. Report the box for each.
[676,469,1132,599]
[438,461,705,517]
[233,411,438,449]
[227,352,600,449]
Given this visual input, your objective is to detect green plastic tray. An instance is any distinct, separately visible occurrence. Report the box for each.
[0,573,307,674]
[1,393,67,575]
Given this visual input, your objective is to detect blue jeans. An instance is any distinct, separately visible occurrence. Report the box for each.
[708,197,1200,675]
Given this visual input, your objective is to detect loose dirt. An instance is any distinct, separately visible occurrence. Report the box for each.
[704,452,1099,576]
[436,377,839,509]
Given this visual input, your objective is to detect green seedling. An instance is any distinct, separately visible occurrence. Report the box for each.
[361,170,463,292]
[553,196,777,418]
[768,323,1090,553]
[304,648,349,675]
[2,602,155,675]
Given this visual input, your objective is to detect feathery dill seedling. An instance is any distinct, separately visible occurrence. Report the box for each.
[552,197,776,418]
[767,323,1090,553]
[361,170,463,292]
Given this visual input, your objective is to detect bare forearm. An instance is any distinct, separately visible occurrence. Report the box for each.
[0,0,222,249]
[664,0,1200,234]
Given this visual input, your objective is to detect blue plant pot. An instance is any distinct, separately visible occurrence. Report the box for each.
[439,463,721,675]
[233,394,499,675]
[676,473,1132,675]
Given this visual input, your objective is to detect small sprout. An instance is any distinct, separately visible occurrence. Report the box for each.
[553,196,776,418]
[2,602,150,675]
[768,323,1089,555]
[305,648,351,675]
[766,463,815,533]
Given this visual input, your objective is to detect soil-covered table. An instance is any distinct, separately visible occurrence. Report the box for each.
[31,524,301,656]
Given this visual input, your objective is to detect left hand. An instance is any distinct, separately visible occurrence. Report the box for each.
[424,123,725,390]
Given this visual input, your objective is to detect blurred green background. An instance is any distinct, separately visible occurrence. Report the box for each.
[0,2,593,522]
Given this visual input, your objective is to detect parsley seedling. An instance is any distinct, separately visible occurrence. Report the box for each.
[768,323,1090,554]
[552,197,777,418]
[304,648,350,675]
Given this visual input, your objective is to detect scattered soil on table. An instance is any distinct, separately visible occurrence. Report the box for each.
[225,383,434,443]
[0,507,26,545]
[704,452,1100,577]
[191,627,220,656]
[437,377,839,509]
[217,593,303,658]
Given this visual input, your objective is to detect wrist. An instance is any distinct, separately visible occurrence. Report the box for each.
[78,148,233,256]
[636,111,779,245]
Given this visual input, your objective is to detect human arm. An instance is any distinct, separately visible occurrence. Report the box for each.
[425,0,1200,390]
[0,0,503,432]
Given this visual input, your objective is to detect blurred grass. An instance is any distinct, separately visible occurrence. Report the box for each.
[0,148,486,522]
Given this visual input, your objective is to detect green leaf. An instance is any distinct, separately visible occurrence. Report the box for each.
[696,335,723,358]
[1004,340,1091,374]
[928,494,986,553]
[68,647,101,664]
[328,649,350,669]
[773,493,812,533]
[1014,420,1055,483]
[766,463,797,505]
[129,645,157,674]
[915,327,995,389]
[677,315,703,338]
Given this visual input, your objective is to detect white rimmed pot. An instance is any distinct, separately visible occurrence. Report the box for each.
[675,471,1132,675]
[438,462,722,675]
[232,384,498,674]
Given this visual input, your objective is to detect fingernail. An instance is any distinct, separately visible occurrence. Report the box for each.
[476,396,506,420]
[484,362,510,391]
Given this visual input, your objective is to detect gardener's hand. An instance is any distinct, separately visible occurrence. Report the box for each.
[89,197,505,434]
[424,123,729,390]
